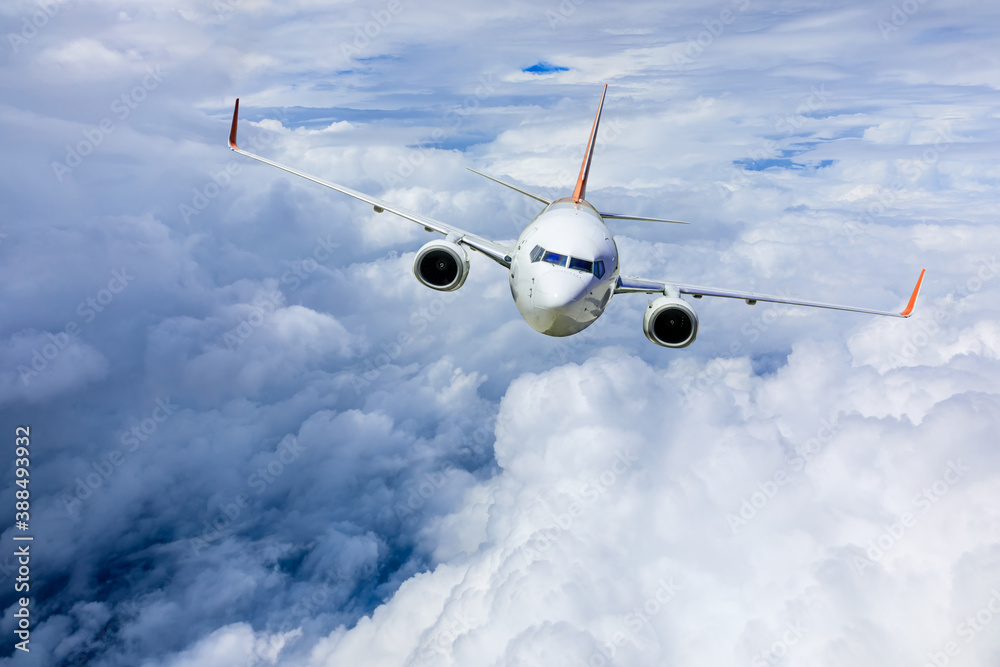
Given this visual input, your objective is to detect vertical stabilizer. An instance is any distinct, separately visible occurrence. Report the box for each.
[572,84,608,203]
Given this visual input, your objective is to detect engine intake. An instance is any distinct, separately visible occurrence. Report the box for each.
[413,240,470,292]
[643,296,698,348]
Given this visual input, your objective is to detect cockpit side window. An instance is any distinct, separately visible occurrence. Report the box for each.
[593,261,605,279]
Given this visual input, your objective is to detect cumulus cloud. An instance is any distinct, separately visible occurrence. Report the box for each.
[287,343,999,666]
[0,330,109,406]
[1,0,998,665]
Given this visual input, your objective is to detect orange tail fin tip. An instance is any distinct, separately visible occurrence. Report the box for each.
[229,98,240,150]
[572,84,608,203]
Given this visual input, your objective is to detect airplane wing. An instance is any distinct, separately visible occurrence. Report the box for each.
[615,269,925,318]
[227,99,514,268]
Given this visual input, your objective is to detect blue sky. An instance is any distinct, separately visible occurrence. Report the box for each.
[1,1,999,665]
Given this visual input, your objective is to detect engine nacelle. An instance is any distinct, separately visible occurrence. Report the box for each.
[413,240,470,292]
[643,296,699,348]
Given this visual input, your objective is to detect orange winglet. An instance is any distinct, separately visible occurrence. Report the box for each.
[229,98,240,150]
[572,84,607,203]
[899,268,926,317]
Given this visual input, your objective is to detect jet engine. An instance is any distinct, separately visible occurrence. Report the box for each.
[413,239,470,292]
[643,296,698,348]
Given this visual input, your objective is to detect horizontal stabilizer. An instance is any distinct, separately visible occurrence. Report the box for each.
[467,168,552,205]
[601,212,689,224]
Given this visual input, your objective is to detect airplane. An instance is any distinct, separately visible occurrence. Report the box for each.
[226,86,924,348]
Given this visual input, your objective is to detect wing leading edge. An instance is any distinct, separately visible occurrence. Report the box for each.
[227,99,513,268]
[615,269,925,318]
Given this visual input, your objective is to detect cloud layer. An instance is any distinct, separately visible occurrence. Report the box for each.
[1,0,998,665]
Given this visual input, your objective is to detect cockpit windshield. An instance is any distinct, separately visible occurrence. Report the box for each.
[530,245,606,279]
[543,250,567,266]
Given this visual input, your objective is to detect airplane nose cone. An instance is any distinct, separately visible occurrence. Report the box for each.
[533,270,589,311]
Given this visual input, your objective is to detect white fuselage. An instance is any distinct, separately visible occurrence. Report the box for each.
[508,198,620,336]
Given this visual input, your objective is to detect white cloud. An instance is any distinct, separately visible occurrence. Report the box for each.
[148,623,300,667]
[299,342,1000,665]
[36,38,133,77]
[1,0,998,665]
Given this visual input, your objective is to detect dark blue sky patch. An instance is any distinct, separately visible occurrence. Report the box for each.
[750,350,789,378]
[523,61,569,74]
[914,26,977,44]
[734,158,836,172]
[414,132,496,151]
[779,143,819,158]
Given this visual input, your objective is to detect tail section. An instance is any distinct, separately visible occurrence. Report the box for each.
[572,84,607,203]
